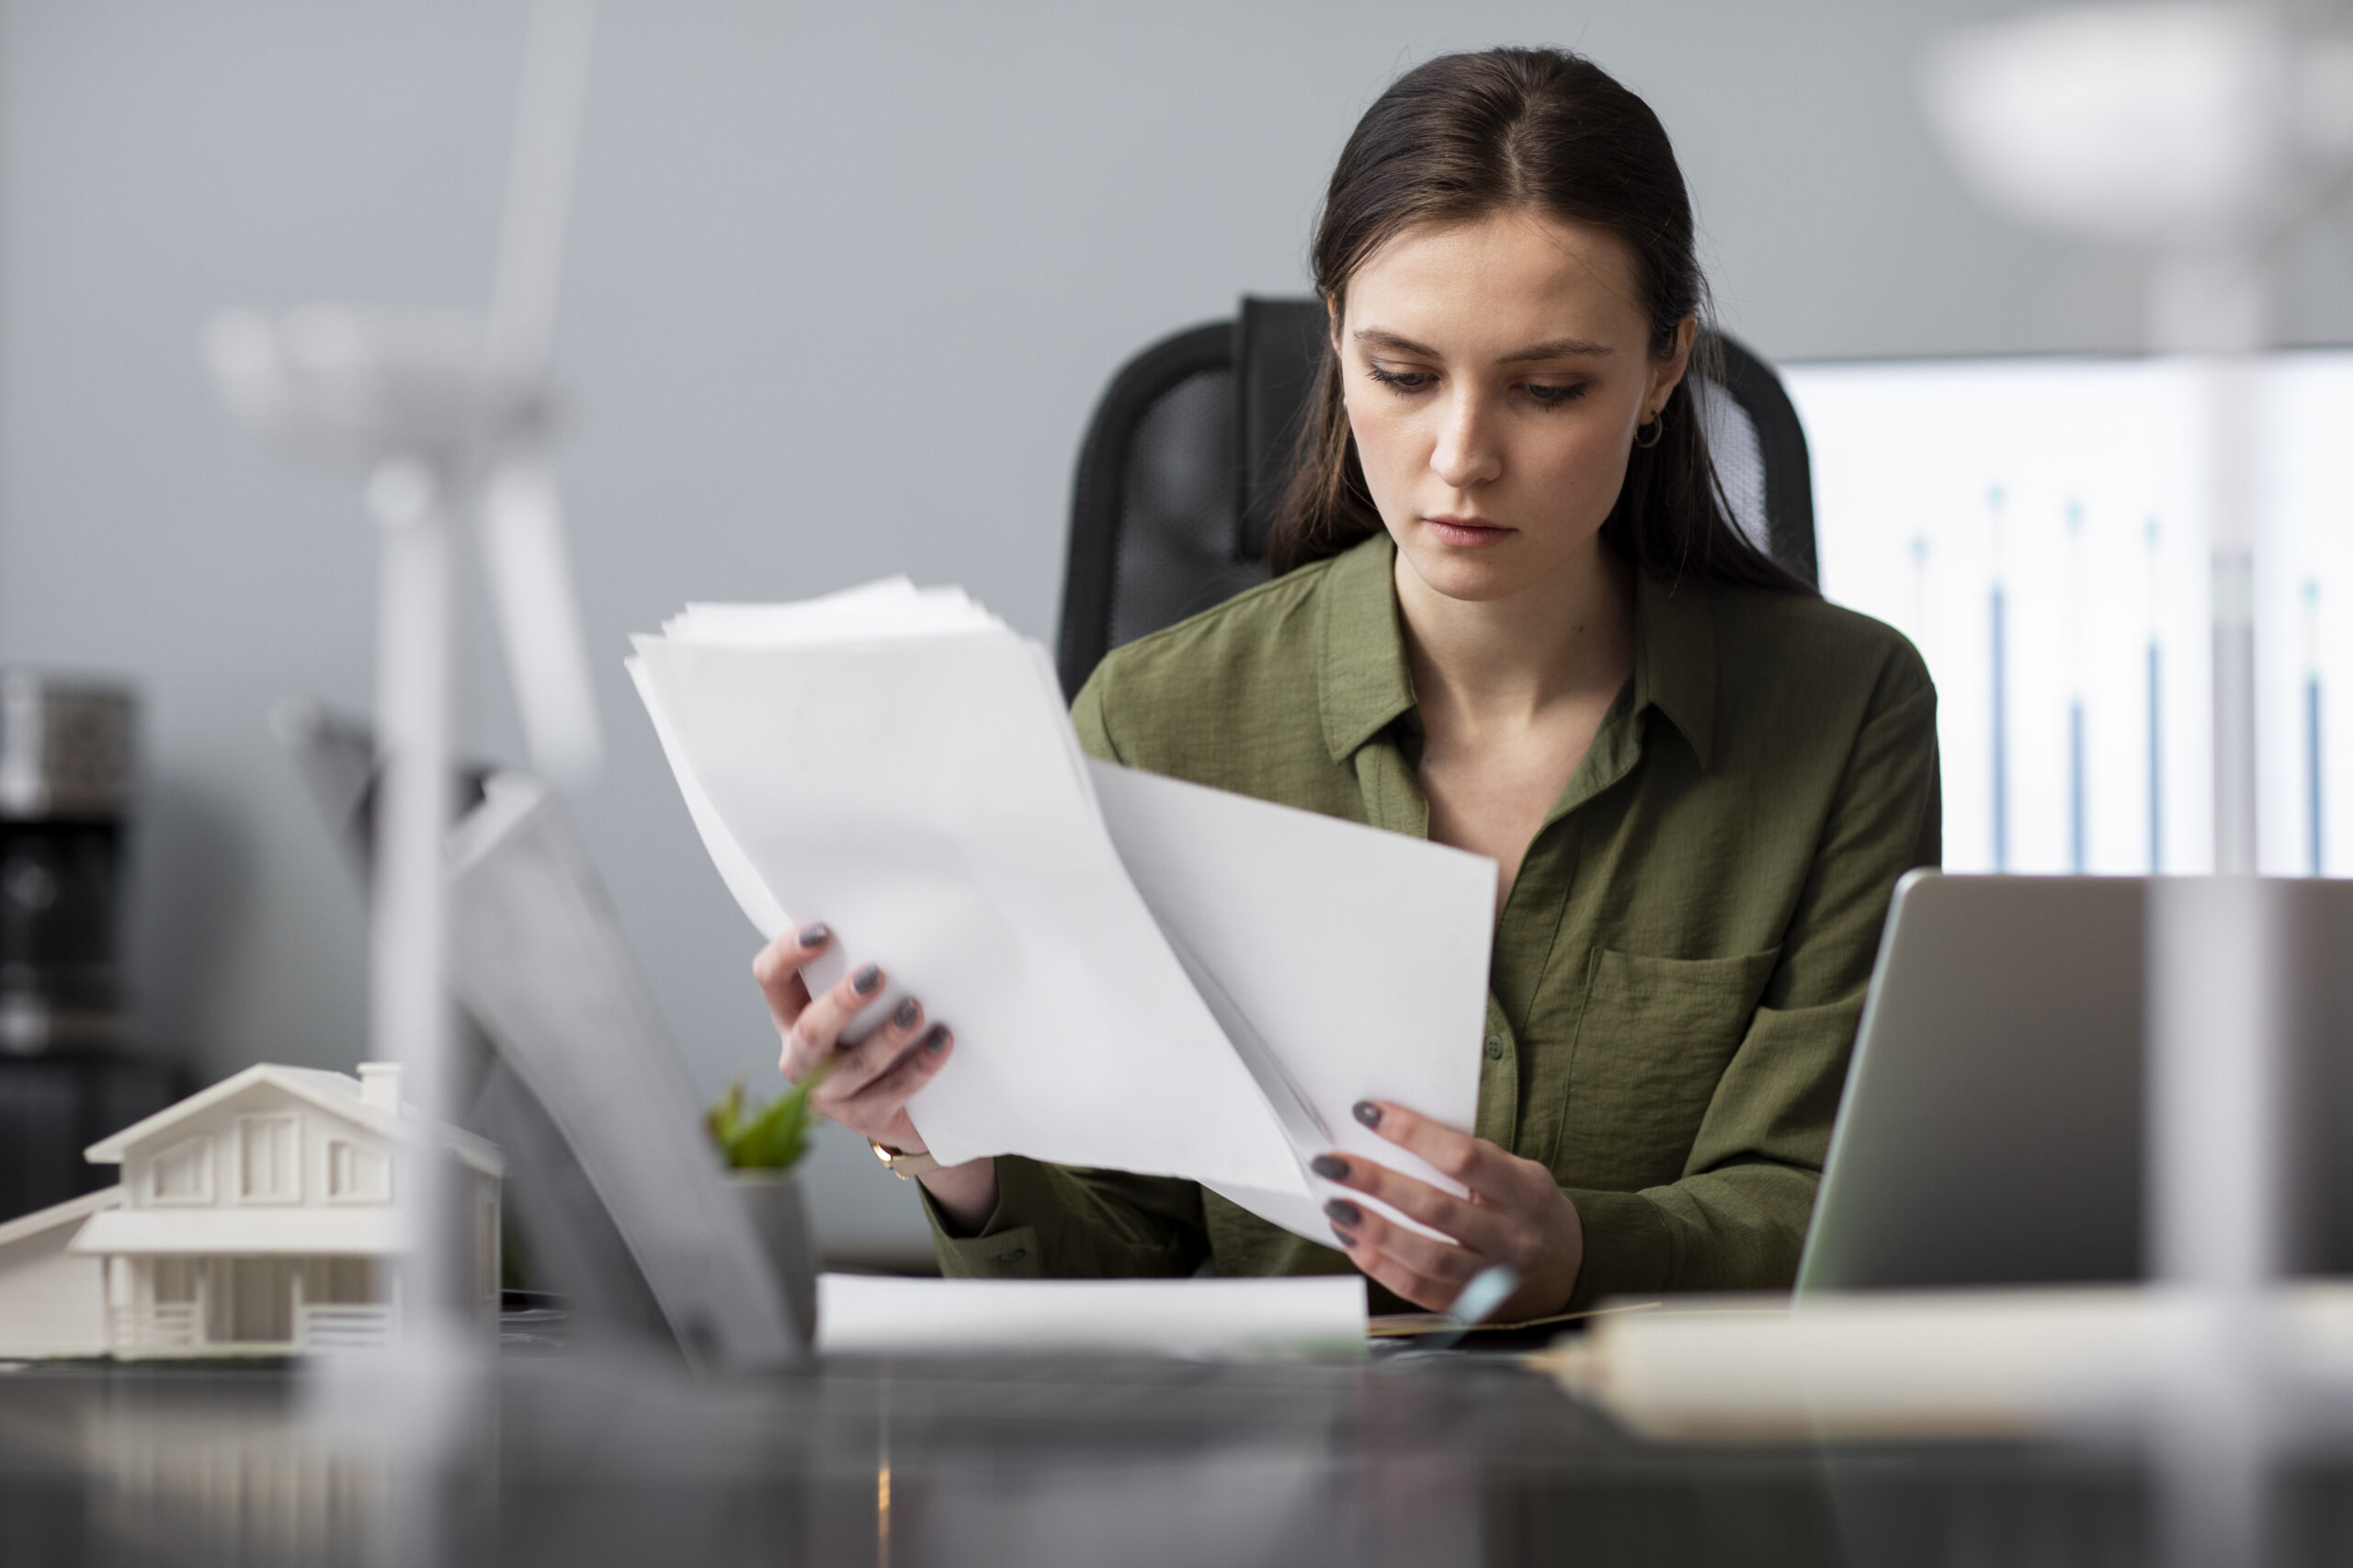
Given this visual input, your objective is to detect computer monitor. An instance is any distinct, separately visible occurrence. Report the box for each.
[1785,350,2353,881]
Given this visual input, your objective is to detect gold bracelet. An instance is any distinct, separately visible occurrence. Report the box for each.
[868,1138,942,1180]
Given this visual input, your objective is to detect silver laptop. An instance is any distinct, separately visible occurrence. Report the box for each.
[1797,870,2353,1293]
[277,700,812,1368]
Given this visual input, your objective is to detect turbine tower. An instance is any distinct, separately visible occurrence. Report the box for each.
[203,0,605,1344]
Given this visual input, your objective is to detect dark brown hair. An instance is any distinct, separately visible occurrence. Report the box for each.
[1267,47,1808,594]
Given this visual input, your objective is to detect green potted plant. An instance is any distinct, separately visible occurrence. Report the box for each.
[706,1062,832,1333]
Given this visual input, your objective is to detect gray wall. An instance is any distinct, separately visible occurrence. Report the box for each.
[5,0,2349,1256]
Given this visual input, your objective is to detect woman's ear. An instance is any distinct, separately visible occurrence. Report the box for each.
[1646,314,1699,419]
[1324,290,1344,351]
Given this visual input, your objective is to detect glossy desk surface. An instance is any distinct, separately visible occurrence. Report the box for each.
[3,1346,2349,1567]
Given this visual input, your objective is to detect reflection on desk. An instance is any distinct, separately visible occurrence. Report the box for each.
[8,1346,2335,1567]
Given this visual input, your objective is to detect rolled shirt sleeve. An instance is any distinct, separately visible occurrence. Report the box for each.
[924,1160,1206,1278]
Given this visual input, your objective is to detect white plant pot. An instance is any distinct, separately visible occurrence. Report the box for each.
[730,1169,818,1342]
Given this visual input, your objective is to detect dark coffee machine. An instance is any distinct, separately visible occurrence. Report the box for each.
[0,674,176,1221]
[2,674,135,1051]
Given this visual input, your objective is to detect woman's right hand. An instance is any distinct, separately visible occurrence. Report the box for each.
[751,922,998,1231]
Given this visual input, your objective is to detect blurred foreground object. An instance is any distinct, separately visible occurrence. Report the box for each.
[1552,1286,2353,1444]
[0,1061,500,1360]
[199,0,604,1360]
[1925,2,2353,861]
[1916,11,2353,1562]
[1923,6,2353,264]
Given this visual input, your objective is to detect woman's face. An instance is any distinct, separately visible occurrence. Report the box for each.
[1337,209,1691,606]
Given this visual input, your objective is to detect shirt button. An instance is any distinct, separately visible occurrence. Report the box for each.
[998,1248,1027,1265]
[1484,1034,1506,1061]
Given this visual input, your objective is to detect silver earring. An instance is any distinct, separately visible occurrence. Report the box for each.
[1634,410,1666,449]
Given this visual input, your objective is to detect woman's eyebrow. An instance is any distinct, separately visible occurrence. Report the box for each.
[1352,328,1439,358]
[1497,336,1614,362]
[1350,328,1614,362]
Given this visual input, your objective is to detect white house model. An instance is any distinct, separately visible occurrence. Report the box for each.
[0,1062,501,1359]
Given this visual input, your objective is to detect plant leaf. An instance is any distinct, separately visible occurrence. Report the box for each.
[716,1058,835,1171]
[704,1080,745,1153]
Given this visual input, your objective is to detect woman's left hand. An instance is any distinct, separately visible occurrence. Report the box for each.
[1314,1100,1584,1320]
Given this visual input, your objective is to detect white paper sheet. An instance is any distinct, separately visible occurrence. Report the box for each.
[667,578,1000,646]
[631,605,1306,1195]
[631,579,1504,1247]
[625,657,790,937]
[814,1272,1367,1358]
[1089,761,1497,1244]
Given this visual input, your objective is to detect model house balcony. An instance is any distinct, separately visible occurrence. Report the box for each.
[109,1302,201,1356]
[108,1298,395,1357]
[292,1302,393,1351]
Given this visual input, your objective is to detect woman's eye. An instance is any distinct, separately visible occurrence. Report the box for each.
[1365,363,1433,392]
[1523,381,1589,405]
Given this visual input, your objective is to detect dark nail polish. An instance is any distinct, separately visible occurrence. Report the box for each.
[1352,1100,1382,1129]
[923,1024,950,1053]
[1324,1198,1362,1227]
[1331,1227,1358,1250]
[853,964,881,995]
[796,922,830,949]
[1310,1153,1349,1181]
[892,996,920,1029]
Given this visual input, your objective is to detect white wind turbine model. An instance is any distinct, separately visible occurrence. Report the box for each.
[205,0,605,1345]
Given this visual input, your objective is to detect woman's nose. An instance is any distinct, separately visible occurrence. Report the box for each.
[1429,391,1502,490]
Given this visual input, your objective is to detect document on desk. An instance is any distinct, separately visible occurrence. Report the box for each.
[628,579,1496,1242]
[815,1272,1369,1359]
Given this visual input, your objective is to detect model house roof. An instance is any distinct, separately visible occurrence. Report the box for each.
[0,1186,119,1253]
[82,1062,502,1176]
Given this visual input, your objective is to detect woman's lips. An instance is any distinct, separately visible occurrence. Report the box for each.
[1423,516,1513,549]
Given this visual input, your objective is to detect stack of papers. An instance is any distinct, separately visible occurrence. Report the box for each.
[628,579,1497,1243]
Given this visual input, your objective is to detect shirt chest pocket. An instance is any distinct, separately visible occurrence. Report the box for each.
[1555,947,1781,1190]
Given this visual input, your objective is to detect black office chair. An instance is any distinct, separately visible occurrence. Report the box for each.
[1054,295,1818,698]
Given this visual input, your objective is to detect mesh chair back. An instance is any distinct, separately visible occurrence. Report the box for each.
[1056,297,1816,697]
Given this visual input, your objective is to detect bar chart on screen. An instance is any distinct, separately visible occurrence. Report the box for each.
[1787,352,2353,878]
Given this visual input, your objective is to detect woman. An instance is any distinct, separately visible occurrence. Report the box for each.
[753,48,1938,1321]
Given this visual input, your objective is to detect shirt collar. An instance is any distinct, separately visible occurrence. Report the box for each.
[1631,565,1717,769]
[1315,533,1718,770]
[1316,535,1417,763]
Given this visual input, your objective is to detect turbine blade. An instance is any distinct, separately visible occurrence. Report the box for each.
[487,0,598,381]
[481,457,604,785]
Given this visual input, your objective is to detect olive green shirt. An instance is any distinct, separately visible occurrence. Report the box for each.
[927,534,1940,1310]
